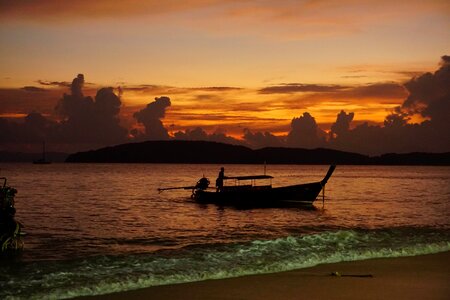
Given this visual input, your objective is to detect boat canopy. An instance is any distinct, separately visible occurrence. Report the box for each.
[224,175,274,180]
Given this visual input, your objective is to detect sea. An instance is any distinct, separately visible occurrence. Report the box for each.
[0,163,449,299]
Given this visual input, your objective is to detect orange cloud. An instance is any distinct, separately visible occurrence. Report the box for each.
[107,77,411,139]
[3,1,448,41]
[1,75,410,139]
[1,57,448,155]
[0,1,219,21]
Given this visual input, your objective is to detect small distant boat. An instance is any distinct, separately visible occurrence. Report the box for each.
[33,141,51,164]
[159,165,336,208]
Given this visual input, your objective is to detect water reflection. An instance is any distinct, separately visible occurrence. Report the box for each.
[0,163,448,261]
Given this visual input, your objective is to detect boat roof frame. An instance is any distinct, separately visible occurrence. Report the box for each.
[224,175,273,181]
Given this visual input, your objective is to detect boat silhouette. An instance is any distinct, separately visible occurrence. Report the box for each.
[33,141,51,164]
[159,165,336,208]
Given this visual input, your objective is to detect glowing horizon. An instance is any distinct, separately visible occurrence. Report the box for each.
[1,1,449,154]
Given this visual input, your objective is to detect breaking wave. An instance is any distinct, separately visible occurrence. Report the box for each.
[2,228,449,299]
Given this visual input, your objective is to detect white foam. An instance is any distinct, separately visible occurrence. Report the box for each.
[4,229,450,300]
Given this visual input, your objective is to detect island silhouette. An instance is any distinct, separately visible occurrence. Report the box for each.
[63,140,450,165]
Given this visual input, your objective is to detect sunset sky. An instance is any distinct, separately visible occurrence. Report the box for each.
[1,1,449,154]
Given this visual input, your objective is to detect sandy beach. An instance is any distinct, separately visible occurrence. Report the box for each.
[76,251,450,300]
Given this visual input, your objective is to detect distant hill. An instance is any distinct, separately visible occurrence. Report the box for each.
[65,140,450,165]
[371,152,450,165]
[65,141,254,164]
[254,147,370,165]
[0,151,68,163]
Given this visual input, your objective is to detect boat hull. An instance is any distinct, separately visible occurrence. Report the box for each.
[193,181,324,208]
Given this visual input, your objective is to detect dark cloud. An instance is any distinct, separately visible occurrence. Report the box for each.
[329,117,440,155]
[207,132,243,145]
[400,55,450,127]
[243,129,283,148]
[283,82,407,109]
[2,56,449,155]
[1,74,128,152]
[328,57,450,156]
[341,75,368,79]
[330,110,354,138]
[133,96,171,140]
[70,74,85,99]
[395,71,425,78]
[173,127,208,141]
[37,80,71,87]
[121,85,173,93]
[194,94,218,101]
[347,82,406,99]
[259,83,347,94]
[121,85,241,95]
[189,86,242,92]
[55,75,127,144]
[22,112,56,142]
[21,86,48,92]
[169,111,278,122]
[0,112,56,144]
[286,112,326,148]
[173,127,244,146]
[0,88,60,116]
[326,111,383,155]
[328,112,402,155]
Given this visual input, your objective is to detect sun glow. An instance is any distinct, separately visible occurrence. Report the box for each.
[1,1,448,153]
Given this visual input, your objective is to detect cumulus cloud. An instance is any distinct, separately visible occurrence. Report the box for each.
[70,74,85,99]
[400,55,450,127]
[243,129,283,148]
[286,112,326,148]
[173,127,208,141]
[2,56,450,155]
[327,56,450,156]
[133,96,171,140]
[173,127,244,146]
[54,75,127,144]
[330,110,354,138]
[1,74,128,152]
[0,112,56,144]
[210,132,243,145]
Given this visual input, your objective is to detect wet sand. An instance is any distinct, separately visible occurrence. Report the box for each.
[77,251,450,300]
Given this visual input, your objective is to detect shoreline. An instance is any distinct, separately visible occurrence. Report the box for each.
[76,251,450,300]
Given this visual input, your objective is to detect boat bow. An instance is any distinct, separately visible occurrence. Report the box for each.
[321,165,336,186]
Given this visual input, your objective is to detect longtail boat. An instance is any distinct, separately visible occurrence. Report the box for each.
[159,165,336,208]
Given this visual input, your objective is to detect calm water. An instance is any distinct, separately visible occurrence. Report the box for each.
[1,163,449,299]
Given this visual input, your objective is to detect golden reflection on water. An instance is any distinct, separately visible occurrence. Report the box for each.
[1,163,449,260]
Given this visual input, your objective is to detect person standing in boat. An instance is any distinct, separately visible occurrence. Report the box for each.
[216,167,225,192]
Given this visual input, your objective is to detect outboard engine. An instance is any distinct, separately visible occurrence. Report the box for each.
[191,177,210,199]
